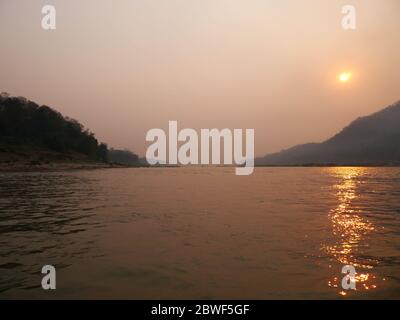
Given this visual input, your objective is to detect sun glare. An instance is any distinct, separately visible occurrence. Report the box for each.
[339,72,352,83]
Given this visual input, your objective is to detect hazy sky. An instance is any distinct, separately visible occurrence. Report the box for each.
[1,0,399,156]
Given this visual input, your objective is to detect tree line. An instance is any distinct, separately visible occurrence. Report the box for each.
[0,93,138,164]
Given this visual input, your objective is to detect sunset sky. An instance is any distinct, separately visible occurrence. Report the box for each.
[1,0,399,156]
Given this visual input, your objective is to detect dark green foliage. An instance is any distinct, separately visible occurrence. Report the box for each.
[0,93,108,161]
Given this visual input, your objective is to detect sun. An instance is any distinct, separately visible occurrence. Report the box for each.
[338,72,352,83]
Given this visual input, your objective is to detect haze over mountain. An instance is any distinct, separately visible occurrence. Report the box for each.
[256,101,400,166]
[2,1,400,156]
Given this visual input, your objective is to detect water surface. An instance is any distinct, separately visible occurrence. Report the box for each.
[0,167,399,299]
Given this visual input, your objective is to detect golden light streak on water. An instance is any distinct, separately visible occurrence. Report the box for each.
[323,168,378,296]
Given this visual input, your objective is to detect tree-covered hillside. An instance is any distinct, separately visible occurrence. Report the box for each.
[0,93,108,161]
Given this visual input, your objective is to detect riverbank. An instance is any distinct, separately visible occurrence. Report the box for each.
[0,143,132,172]
[0,160,128,172]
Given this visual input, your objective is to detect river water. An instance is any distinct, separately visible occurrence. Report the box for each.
[0,167,399,299]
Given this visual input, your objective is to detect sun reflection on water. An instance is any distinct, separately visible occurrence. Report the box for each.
[323,167,379,296]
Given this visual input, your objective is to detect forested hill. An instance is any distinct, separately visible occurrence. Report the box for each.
[256,100,400,166]
[0,93,108,161]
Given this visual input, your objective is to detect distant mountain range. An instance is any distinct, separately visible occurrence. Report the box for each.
[256,101,400,166]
